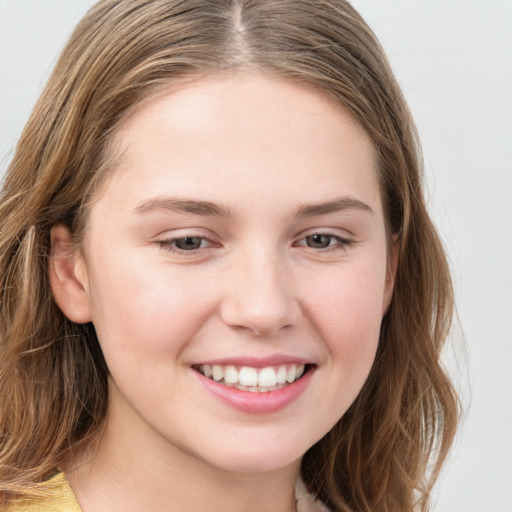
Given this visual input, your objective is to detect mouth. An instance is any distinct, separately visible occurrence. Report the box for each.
[192,363,312,393]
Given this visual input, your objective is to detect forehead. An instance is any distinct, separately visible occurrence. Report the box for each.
[95,74,381,219]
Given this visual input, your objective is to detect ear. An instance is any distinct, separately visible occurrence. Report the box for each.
[382,236,399,315]
[49,224,92,323]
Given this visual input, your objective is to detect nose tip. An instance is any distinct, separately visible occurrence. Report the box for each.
[219,258,301,337]
[221,298,300,337]
[223,303,297,337]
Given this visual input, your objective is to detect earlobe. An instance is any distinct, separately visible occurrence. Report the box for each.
[382,237,400,315]
[49,224,92,324]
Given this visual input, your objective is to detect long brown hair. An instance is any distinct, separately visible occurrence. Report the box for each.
[0,1,459,510]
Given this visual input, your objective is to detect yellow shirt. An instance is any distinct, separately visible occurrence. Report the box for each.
[4,473,81,512]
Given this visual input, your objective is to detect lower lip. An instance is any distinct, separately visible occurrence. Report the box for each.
[194,368,314,414]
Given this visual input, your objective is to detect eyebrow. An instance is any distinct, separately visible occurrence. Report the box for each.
[296,197,374,218]
[133,195,373,218]
[133,197,233,217]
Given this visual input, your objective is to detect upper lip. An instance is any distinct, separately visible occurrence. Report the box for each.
[193,355,312,368]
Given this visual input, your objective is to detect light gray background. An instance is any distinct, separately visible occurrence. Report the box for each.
[1,1,511,511]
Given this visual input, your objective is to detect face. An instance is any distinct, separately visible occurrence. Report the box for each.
[52,74,396,476]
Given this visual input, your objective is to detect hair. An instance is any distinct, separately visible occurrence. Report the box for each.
[0,1,459,510]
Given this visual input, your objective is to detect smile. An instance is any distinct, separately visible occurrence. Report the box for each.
[193,364,308,392]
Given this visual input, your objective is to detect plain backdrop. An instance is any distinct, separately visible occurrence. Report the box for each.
[1,1,511,511]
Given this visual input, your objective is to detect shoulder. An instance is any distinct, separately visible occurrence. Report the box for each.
[3,473,81,512]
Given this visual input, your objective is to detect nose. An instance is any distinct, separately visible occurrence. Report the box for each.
[219,248,301,337]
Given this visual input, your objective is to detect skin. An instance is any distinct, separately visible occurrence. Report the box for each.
[50,74,397,512]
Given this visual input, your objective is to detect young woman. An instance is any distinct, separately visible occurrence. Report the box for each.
[0,1,459,511]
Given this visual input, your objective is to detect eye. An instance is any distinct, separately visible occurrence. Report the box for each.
[158,236,213,254]
[173,236,208,251]
[294,232,353,252]
[304,234,338,249]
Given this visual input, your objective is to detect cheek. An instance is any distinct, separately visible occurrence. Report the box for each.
[303,260,386,369]
[86,253,213,359]
[303,271,384,420]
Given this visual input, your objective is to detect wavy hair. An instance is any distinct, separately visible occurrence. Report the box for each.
[0,1,459,510]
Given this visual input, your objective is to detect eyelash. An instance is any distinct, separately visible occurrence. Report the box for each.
[293,232,354,252]
[157,232,353,256]
[157,236,215,255]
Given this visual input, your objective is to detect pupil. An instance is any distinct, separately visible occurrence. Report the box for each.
[307,234,331,248]
[175,237,201,250]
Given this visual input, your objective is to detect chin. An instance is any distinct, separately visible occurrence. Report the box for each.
[193,433,313,475]
[210,454,301,475]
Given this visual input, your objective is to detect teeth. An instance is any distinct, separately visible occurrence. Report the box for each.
[212,365,223,381]
[239,367,258,387]
[224,365,238,384]
[198,363,307,391]
[258,367,277,387]
[276,365,287,385]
